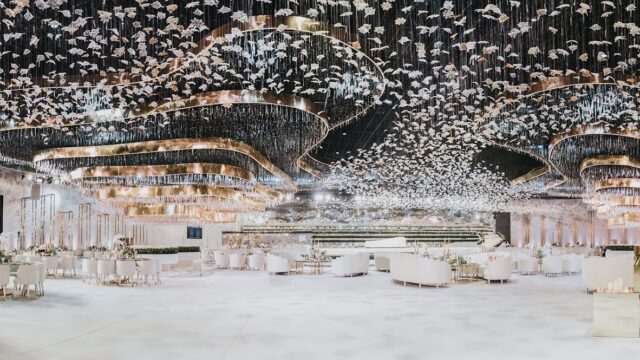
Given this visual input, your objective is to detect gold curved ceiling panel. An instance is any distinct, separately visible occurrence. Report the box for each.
[594,178,640,192]
[69,163,254,183]
[34,138,295,188]
[124,204,237,223]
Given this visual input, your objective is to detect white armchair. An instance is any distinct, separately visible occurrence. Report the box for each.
[331,254,370,277]
[58,256,76,277]
[542,256,563,276]
[97,259,116,285]
[138,259,160,285]
[0,265,10,300]
[229,253,246,270]
[390,254,451,288]
[266,254,290,274]
[483,257,512,283]
[43,256,58,277]
[116,260,137,287]
[248,253,265,270]
[16,264,40,299]
[213,251,229,269]
[374,253,391,272]
[517,256,537,275]
[82,258,98,285]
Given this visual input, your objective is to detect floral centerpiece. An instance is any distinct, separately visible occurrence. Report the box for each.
[0,249,12,263]
[36,244,57,256]
[112,236,135,260]
[535,249,546,265]
[88,245,108,251]
[0,233,10,252]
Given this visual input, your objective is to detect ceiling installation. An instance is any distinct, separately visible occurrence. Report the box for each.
[0,1,639,226]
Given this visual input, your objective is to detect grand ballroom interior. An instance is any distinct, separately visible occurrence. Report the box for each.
[2,0,640,359]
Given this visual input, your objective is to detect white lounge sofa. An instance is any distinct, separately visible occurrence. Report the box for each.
[374,253,391,272]
[331,254,370,277]
[266,254,291,275]
[561,254,582,275]
[582,255,634,292]
[390,254,451,288]
[483,257,512,283]
[542,256,563,276]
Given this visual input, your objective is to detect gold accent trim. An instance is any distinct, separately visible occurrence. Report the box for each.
[297,159,325,180]
[96,185,266,212]
[595,178,640,192]
[511,166,548,186]
[608,213,640,228]
[549,126,640,149]
[524,73,639,96]
[68,163,254,182]
[547,126,640,188]
[124,204,237,223]
[34,138,295,188]
[97,184,249,200]
[588,195,640,207]
[580,155,640,175]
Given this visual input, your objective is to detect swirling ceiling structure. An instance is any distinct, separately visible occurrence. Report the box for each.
[4,0,640,224]
[0,0,385,223]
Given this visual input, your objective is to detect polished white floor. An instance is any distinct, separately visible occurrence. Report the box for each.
[1,269,638,360]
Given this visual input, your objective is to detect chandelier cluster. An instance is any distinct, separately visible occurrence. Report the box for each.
[0,0,385,223]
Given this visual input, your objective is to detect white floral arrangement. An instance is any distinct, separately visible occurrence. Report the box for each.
[0,233,10,252]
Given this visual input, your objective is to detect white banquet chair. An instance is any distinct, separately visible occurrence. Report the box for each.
[58,256,76,277]
[193,249,214,276]
[82,258,98,285]
[14,255,26,262]
[248,253,265,270]
[43,256,59,277]
[116,260,137,287]
[137,259,160,285]
[483,257,512,283]
[229,253,246,270]
[15,264,40,299]
[542,256,563,276]
[517,256,537,275]
[37,262,45,296]
[0,265,11,300]
[213,251,229,269]
[267,254,290,275]
[97,259,116,285]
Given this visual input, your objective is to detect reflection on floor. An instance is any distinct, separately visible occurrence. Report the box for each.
[1,270,638,360]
